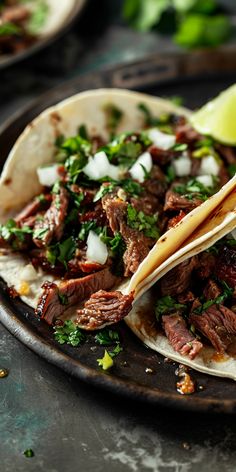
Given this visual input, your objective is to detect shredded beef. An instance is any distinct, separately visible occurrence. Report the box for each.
[142,165,167,197]
[164,189,202,212]
[76,290,134,330]
[196,252,216,279]
[203,279,221,300]
[190,304,236,353]
[162,313,203,359]
[175,124,202,145]
[160,256,198,296]
[215,247,236,288]
[167,210,187,229]
[36,267,119,325]
[33,187,69,248]
[102,195,154,276]
[216,144,236,165]
[148,145,174,167]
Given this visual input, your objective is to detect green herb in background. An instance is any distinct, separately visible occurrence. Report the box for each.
[123,0,232,49]
[103,103,123,138]
[27,0,49,35]
[0,22,21,36]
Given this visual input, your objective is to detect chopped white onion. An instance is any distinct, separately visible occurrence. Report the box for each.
[20,264,38,282]
[37,164,60,187]
[86,231,108,265]
[172,153,192,177]
[199,155,220,176]
[147,128,176,150]
[129,151,152,183]
[195,175,214,188]
[83,151,120,180]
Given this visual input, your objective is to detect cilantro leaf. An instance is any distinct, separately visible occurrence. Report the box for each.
[228,164,236,178]
[155,295,186,321]
[127,204,159,239]
[46,237,77,268]
[0,219,32,243]
[103,103,123,138]
[95,329,120,345]
[194,281,233,314]
[54,320,86,347]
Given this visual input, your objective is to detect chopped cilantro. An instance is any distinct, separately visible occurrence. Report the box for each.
[33,227,49,240]
[195,137,215,148]
[78,221,100,241]
[52,180,61,194]
[174,178,215,201]
[23,449,34,458]
[46,237,77,268]
[127,204,159,239]
[172,143,188,152]
[194,281,233,314]
[27,0,49,34]
[138,103,171,127]
[103,103,123,138]
[58,292,69,306]
[54,320,86,347]
[165,165,176,183]
[0,219,32,243]
[0,22,21,36]
[93,183,116,202]
[78,124,88,140]
[155,295,186,321]
[95,328,120,345]
[55,134,65,148]
[65,154,88,183]
[101,231,126,257]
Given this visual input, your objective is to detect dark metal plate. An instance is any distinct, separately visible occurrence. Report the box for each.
[1,62,236,413]
[0,0,87,70]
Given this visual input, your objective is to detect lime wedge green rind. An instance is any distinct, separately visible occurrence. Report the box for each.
[190,84,236,146]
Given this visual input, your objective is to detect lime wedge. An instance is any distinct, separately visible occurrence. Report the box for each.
[190,84,236,145]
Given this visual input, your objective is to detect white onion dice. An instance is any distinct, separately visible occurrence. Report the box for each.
[129,151,152,183]
[195,175,214,187]
[199,155,220,176]
[86,231,108,265]
[147,128,176,150]
[172,153,192,177]
[83,151,120,180]
[37,164,60,187]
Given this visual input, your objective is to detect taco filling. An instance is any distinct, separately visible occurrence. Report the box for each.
[0,99,235,332]
[154,236,236,359]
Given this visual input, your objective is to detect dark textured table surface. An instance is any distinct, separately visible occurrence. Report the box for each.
[1,1,236,471]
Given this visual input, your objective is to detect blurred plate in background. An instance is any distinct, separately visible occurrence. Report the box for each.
[0,0,87,69]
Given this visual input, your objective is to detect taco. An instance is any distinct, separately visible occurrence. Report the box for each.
[0,0,76,56]
[0,88,235,350]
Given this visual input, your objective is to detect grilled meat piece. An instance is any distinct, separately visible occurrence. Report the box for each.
[76,290,134,330]
[190,305,236,354]
[203,279,221,300]
[196,252,216,279]
[148,145,175,167]
[35,267,120,325]
[102,195,154,276]
[162,313,203,359]
[142,165,167,197]
[215,246,236,288]
[33,187,69,248]
[216,144,236,165]
[175,124,202,145]
[160,256,198,296]
[164,189,202,212]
